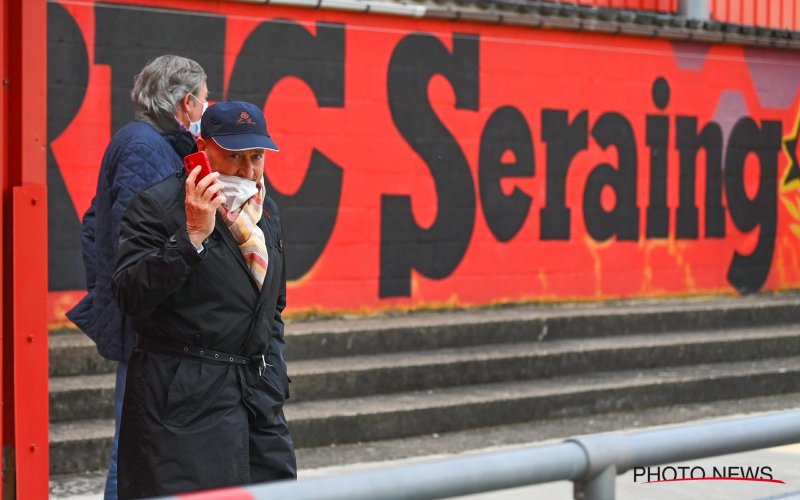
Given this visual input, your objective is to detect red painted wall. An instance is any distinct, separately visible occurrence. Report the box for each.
[47,0,800,321]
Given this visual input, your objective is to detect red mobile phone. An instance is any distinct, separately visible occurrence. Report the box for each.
[183,151,213,183]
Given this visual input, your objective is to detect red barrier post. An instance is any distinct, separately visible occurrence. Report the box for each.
[0,0,5,492]
[1,0,49,498]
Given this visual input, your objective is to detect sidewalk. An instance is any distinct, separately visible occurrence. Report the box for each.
[53,411,800,499]
[300,435,800,500]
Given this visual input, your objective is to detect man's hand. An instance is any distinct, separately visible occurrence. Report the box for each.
[185,166,226,247]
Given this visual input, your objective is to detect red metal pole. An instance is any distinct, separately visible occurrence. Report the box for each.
[0,0,6,492]
[1,0,49,498]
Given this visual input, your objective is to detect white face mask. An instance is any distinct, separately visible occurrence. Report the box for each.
[217,174,258,212]
[188,95,207,137]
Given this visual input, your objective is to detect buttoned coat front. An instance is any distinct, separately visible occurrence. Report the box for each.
[112,171,295,499]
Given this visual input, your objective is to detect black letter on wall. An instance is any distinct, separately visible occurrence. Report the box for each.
[725,118,780,293]
[584,112,639,242]
[94,3,225,134]
[381,33,479,297]
[479,106,534,242]
[228,21,345,280]
[645,114,669,238]
[540,110,588,240]
[48,3,89,290]
[645,77,670,239]
[676,117,724,238]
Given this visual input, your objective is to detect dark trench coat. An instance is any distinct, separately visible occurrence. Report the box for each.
[112,171,296,498]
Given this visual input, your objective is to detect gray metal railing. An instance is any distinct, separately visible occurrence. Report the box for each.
[170,409,800,500]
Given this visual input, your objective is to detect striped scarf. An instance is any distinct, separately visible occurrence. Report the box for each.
[219,180,269,290]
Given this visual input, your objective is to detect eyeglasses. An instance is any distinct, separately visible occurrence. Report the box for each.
[189,93,208,106]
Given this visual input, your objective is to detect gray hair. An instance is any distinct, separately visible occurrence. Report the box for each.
[130,55,206,132]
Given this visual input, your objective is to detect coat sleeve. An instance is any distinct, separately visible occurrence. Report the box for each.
[112,191,204,319]
[265,201,289,401]
[268,200,288,361]
[271,244,287,346]
[65,198,99,339]
[80,199,98,291]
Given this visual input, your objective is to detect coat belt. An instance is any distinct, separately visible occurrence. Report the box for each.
[136,334,262,369]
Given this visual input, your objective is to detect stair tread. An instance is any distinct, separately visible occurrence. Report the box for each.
[50,373,115,392]
[49,326,800,385]
[45,295,800,477]
[50,357,800,443]
[50,419,114,443]
[48,296,800,340]
[284,355,800,419]
[49,330,94,349]
[280,295,800,337]
[289,325,800,375]
[49,325,800,389]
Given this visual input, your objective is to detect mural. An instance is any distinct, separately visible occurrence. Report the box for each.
[47,0,800,320]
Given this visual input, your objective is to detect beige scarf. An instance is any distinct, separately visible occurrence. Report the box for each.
[219,181,269,290]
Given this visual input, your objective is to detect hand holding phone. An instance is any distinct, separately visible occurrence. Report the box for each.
[184,150,218,202]
[184,150,223,247]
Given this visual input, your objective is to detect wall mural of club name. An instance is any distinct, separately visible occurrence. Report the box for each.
[48,0,800,320]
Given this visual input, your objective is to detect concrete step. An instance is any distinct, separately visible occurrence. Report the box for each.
[49,330,115,377]
[289,325,800,401]
[46,295,800,476]
[50,373,115,422]
[282,295,800,359]
[50,419,113,476]
[48,325,800,421]
[285,355,800,447]
[48,295,800,376]
[50,388,800,479]
[50,353,800,475]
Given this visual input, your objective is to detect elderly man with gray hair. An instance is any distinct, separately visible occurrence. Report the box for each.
[67,54,209,500]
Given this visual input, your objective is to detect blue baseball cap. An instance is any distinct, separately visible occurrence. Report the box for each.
[200,101,279,152]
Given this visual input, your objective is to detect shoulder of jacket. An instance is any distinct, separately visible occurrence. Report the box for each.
[127,174,185,226]
[140,171,184,201]
[112,121,170,153]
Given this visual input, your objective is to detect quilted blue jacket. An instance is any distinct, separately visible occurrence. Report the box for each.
[67,119,195,361]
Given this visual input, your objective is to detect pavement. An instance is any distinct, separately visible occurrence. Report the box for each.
[301,443,800,500]
[51,444,800,500]
[51,400,800,499]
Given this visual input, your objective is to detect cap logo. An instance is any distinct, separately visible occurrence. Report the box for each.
[236,112,257,126]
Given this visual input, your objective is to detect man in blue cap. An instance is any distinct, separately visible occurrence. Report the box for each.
[112,101,295,498]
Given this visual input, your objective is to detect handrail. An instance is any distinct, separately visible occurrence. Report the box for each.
[171,409,800,500]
